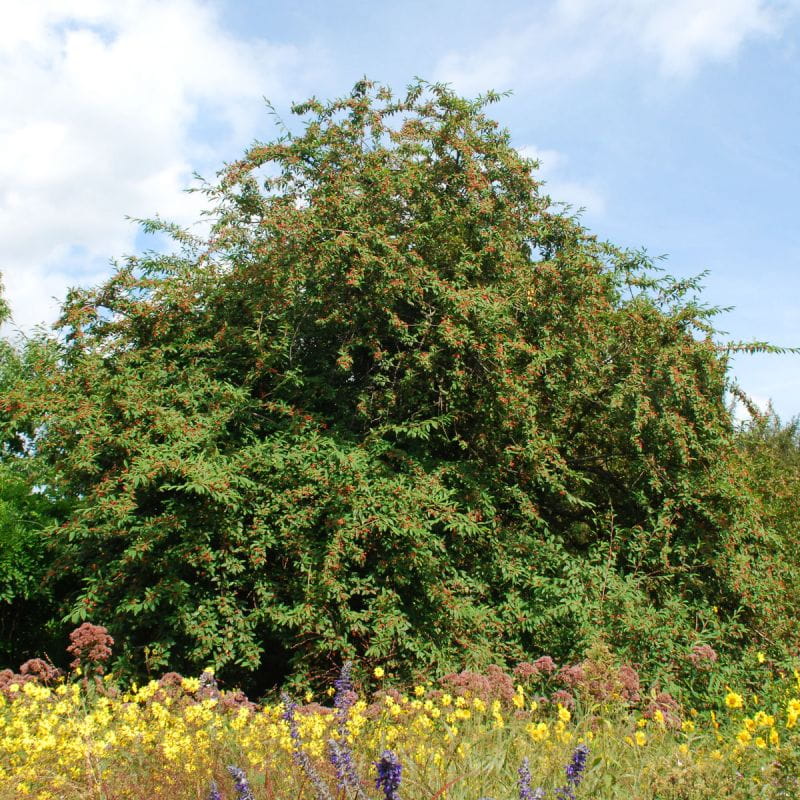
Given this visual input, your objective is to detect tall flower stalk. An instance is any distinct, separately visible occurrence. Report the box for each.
[282,692,335,800]
[328,662,369,799]
[556,744,590,800]
[374,750,402,800]
[226,766,255,800]
[518,756,545,800]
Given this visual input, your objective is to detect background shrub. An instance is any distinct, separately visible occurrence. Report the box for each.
[1,81,797,696]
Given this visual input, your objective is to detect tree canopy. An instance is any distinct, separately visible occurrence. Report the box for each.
[4,81,797,691]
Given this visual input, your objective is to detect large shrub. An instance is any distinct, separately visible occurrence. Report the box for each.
[5,81,795,690]
[0,286,72,665]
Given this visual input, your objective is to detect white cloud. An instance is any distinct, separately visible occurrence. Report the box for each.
[730,390,771,424]
[435,0,793,93]
[517,145,607,216]
[0,0,326,332]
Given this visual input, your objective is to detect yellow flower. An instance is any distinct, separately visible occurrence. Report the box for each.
[725,690,744,710]
[557,705,571,723]
[736,729,752,746]
[526,721,549,742]
[755,737,767,749]
[414,685,425,697]
[754,711,774,728]
[634,731,647,747]
[681,720,695,733]
[756,652,766,664]
[373,667,384,679]
[180,677,201,694]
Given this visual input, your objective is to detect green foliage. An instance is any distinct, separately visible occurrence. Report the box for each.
[732,411,800,655]
[4,82,797,693]
[0,324,71,665]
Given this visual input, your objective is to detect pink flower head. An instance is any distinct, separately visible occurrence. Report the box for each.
[532,656,557,675]
[66,623,114,674]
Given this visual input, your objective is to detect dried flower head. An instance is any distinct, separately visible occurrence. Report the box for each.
[557,664,586,688]
[19,658,61,684]
[689,644,718,670]
[532,656,557,675]
[66,623,114,674]
[550,689,576,709]
[513,662,540,681]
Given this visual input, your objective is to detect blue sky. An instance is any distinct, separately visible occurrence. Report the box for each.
[2,0,798,418]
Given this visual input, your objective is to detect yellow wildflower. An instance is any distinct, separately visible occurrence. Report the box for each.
[526,721,549,742]
[180,677,201,694]
[725,690,744,710]
[736,729,752,746]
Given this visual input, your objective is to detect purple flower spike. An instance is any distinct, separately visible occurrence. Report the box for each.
[208,780,222,800]
[227,765,256,800]
[374,750,402,800]
[556,744,590,800]
[334,661,354,705]
[518,757,546,800]
[329,737,369,799]
[282,692,335,800]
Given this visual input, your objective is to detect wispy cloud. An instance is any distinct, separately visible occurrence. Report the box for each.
[435,0,793,93]
[0,0,326,331]
[517,145,607,217]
